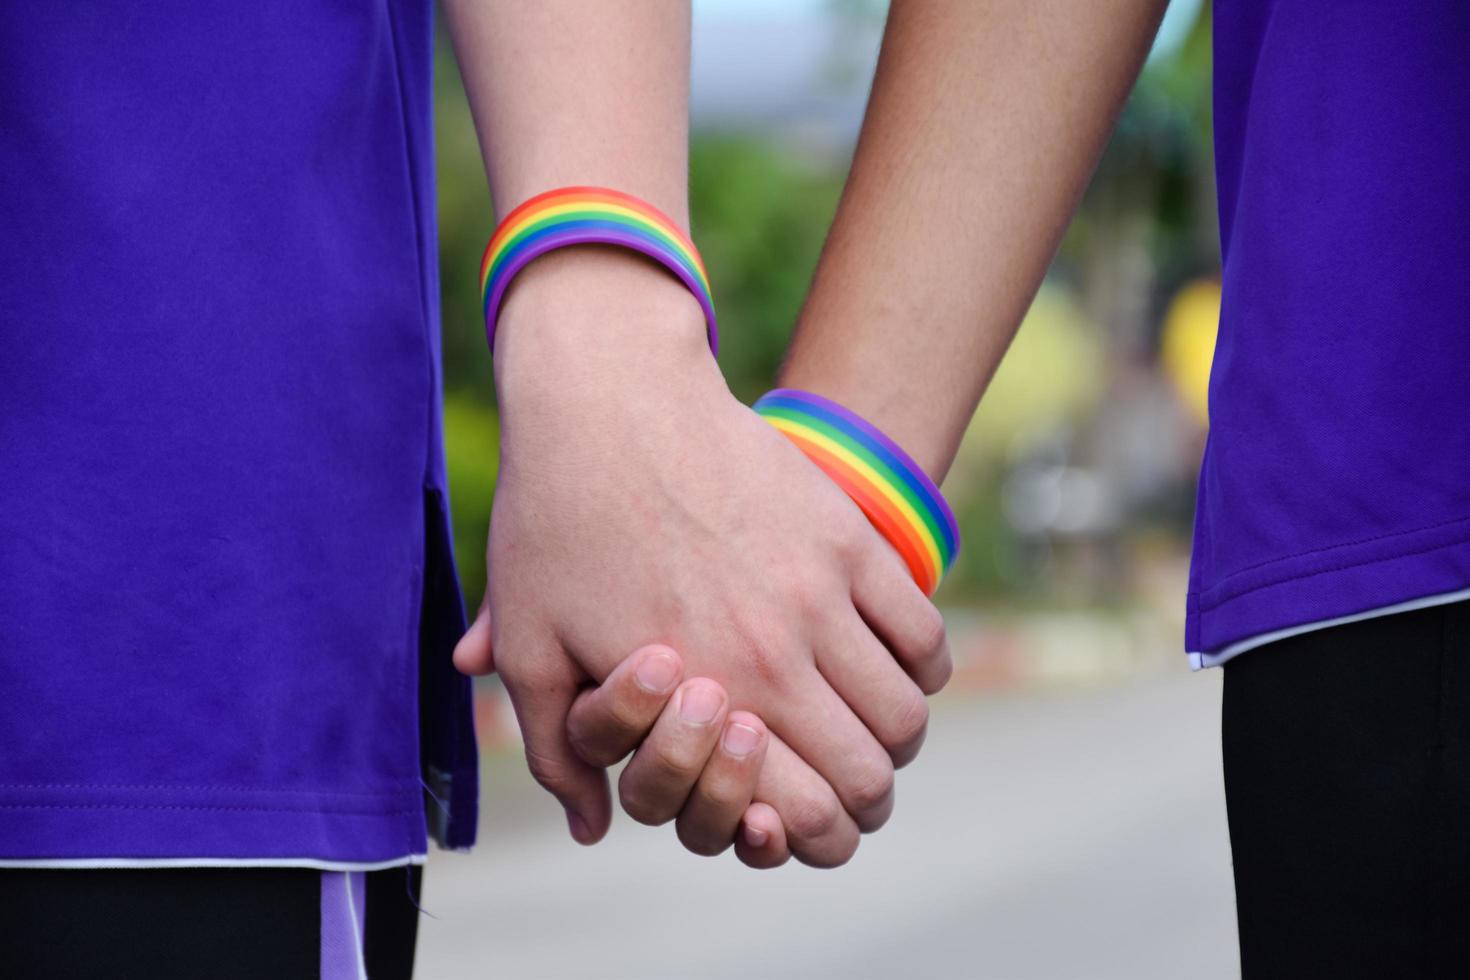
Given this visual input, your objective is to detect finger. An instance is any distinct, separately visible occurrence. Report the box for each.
[618,679,729,826]
[852,547,953,695]
[733,802,790,870]
[675,711,769,857]
[453,600,495,676]
[816,612,930,769]
[567,645,684,767]
[753,734,861,868]
[500,641,612,845]
[763,667,896,833]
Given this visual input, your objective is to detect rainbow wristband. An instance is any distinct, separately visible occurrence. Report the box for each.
[479,186,718,355]
[755,389,960,596]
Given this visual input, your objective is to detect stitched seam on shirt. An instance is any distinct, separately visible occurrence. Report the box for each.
[0,803,419,816]
[1205,513,1470,590]
[1195,528,1470,611]
[380,0,433,347]
[382,0,439,859]
[0,783,417,798]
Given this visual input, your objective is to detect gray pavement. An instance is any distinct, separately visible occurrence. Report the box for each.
[416,668,1237,980]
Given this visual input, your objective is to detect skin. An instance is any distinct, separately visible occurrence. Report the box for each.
[450,0,1168,866]
[782,0,1171,474]
[565,646,772,858]
[566,0,1172,864]
[443,0,948,869]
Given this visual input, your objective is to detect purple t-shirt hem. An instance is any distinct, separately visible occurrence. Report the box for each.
[1187,520,1470,655]
[0,784,430,865]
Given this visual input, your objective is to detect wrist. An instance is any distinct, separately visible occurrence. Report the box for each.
[492,247,719,404]
[776,362,953,483]
[753,387,961,595]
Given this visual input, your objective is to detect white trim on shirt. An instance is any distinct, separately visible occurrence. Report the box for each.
[1189,585,1470,670]
[0,854,427,871]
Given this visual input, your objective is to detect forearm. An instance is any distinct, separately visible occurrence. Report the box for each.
[445,0,690,223]
[444,0,707,389]
[780,0,1167,480]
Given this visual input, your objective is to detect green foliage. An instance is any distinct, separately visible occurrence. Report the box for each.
[689,137,845,399]
[442,393,499,609]
[433,41,495,403]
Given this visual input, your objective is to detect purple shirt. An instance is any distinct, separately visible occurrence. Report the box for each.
[0,1,476,864]
[1189,0,1470,661]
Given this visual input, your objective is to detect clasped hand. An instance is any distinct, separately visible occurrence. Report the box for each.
[453,253,952,868]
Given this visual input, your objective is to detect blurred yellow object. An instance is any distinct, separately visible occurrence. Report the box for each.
[1160,278,1221,425]
[964,285,1104,453]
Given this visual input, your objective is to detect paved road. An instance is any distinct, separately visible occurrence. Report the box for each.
[416,669,1237,979]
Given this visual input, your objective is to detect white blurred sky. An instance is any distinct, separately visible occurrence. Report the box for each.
[691,0,1205,139]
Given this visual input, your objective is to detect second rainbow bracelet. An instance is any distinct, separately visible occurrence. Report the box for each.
[755,389,960,596]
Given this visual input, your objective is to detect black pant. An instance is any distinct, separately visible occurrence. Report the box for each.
[1225,599,1470,978]
[0,866,422,979]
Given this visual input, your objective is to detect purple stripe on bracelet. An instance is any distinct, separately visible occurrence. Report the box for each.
[481,226,720,356]
[762,388,960,550]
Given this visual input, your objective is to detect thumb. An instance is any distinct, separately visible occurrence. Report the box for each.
[503,647,613,845]
[453,598,494,676]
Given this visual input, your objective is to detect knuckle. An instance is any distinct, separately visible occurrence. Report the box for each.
[923,651,955,695]
[498,651,559,693]
[566,725,618,768]
[786,577,830,622]
[648,738,704,783]
[786,790,844,843]
[692,773,747,814]
[838,512,876,561]
[844,758,896,816]
[523,746,575,795]
[676,819,731,858]
[728,629,795,690]
[617,779,674,827]
[740,848,789,871]
[600,698,649,744]
[798,830,859,869]
[910,603,948,657]
[889,691,930,749]
[493,654,532,688]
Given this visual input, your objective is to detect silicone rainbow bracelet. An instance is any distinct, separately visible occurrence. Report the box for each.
[755,389,960,595]
[479,186,718,355]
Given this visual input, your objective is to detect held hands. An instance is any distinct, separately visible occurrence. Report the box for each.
[565,645,791,868]
[453,250,951,867]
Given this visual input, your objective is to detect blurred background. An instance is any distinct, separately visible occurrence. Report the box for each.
[421,1,1235,977]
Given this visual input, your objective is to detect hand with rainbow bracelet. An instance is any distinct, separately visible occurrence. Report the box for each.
[476,188,958,596]
[446,0,966,871]
[453,186,956,869]
[449,0,1146,876]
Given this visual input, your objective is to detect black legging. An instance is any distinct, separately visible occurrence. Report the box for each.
[1224,599,1470,978]
[0,865,422,979]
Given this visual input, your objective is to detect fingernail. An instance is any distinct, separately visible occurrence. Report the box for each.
[722,721,762,758]
[678,683,725,726]
[634,651,679,694]
[743,822,769,849]
[566,810,593,845]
